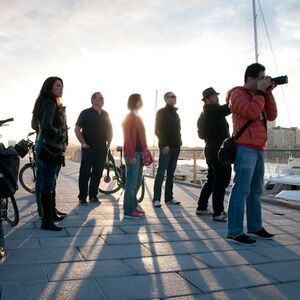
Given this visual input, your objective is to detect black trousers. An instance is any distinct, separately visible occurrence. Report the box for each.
[197,161,231,216]
[78,147,107,200]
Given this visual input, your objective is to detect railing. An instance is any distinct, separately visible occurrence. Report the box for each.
[67,146,300,187]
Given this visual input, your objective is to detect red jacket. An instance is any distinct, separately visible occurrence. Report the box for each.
[122,112,147,159]
[226,86,277,148]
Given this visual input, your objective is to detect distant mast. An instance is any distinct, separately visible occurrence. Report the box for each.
[252,0,259,62]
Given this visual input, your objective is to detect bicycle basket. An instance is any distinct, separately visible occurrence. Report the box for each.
[0,143,20,197]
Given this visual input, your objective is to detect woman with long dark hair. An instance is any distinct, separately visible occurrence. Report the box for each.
[32,77,68,231]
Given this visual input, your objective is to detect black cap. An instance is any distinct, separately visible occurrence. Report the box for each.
[202,87,219,101]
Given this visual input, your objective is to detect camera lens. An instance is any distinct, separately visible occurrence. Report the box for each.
[272,75,288,85]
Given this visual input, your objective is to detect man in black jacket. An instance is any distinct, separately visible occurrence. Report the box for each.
[153,91,182,207]
[196,87,231,221]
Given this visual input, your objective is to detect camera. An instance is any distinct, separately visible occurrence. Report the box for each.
[272,75,288,85]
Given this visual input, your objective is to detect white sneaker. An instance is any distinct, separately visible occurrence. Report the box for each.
[153,200,161,208]
[196,209,213,216]
[166,199,181,205]
[213,212,227,222]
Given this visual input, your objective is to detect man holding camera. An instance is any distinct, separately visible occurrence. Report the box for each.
[226,62,277,245]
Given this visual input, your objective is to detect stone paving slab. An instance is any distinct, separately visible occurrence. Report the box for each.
[39,235,105,248]
[253,244,300,261]
[0,264,46,283]
[4,237,40,250]
[248,281,300,299]
[253,260,300,282]
[101,232,166,245]
[180,265,278,293]
[143,239,244,256]
[2,247,83,265]
[123,254,208,274]
[97,273,201,299]
[45,260,133,281]
[65,225,125,236]
[192,249,273,267]
[156,229,223,242]
[78,244,153,260]
[1,279,106,300]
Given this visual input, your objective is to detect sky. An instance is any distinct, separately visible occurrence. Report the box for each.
[0,0,299,147]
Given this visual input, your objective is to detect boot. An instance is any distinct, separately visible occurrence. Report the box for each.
[41,193,62,231]
[51,191,64,222]
[52,190,67,217]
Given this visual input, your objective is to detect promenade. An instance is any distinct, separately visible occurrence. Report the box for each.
[1,160,300,300]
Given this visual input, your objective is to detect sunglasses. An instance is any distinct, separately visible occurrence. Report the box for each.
[167,95,176,99]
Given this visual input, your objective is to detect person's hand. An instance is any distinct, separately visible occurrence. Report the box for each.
[129,158,136,165]
[162,146,169,155]
[257,76,272,93]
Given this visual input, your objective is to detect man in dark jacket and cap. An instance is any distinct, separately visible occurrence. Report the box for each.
[196,87,231,222]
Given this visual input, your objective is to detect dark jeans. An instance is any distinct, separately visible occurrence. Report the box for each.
[197,161,231,216]
[35,140,61,213]
[153,147,180,202]
[78,146,107,200]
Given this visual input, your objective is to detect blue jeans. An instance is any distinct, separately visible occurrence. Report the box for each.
[227,146,264,237]
[153,147,180,202]
[124,152,143,215]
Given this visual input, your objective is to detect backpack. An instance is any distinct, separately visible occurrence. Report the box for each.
[0,143,20,197]
[197,112,206,139]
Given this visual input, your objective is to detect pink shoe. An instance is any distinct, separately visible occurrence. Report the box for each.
[124,211,143,219]
[136,208,145,215]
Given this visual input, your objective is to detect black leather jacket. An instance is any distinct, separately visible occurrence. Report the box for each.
[39,99,68,149]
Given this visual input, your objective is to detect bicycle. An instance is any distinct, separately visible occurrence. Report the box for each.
[18,132,36,194]
[0,118,21,258]
[99,146,145,203]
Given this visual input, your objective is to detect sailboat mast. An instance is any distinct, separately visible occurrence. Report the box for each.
[252,0,259,62]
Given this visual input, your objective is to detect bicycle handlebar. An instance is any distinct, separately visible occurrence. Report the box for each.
[0,118,14,127]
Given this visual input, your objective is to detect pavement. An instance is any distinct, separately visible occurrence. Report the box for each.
[0,160,300,300]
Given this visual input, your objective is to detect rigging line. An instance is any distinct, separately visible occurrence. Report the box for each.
[257,0,292,127]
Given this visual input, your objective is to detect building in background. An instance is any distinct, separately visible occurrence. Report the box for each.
[267,126,300,149]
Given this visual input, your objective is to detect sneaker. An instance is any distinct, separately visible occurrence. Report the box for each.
[89,196,101,203]
[196,209,213,216]
[153,200,162,208]
[136,208,145,215]
[248,227,274,239]
[166,199,181,205]
[124,211,143,219]
[79,199,88,206]
[213,212,227,222]
[227,234,256,246]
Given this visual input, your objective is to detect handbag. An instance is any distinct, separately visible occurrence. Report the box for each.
[218,120,252,165]
[39,143,64,165]
[142,148,153,166]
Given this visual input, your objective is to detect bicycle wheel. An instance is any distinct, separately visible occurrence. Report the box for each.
[136,177,145,203]
[19,163,36,194]
[0,219,5,258]
[5,196,19,226]
[99,165,122,194]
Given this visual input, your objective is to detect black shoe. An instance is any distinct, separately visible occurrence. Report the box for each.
[41,220,62,231]
[89,196,101,203]
[56,209,67,216]
[52,213,64,222]
[79,199,88,206]
[227,234,256,245]
[248,227,274,239]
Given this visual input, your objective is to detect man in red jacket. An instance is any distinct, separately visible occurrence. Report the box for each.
[226,63,277,245]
